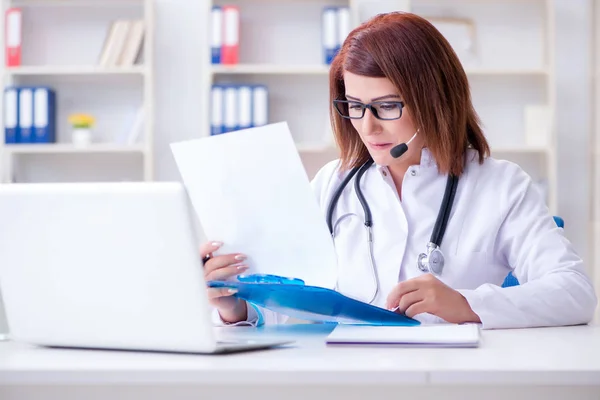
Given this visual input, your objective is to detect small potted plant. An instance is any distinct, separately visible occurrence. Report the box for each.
[68,113,96,146]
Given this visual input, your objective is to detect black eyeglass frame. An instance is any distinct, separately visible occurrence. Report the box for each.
[332,99,405,121]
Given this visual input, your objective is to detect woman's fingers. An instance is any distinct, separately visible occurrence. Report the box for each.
[205,264,249,281]
[199,241,249,283]
[207,287,238,300]
[405,300,429,318]
[199,241,224,259]
[204,253,247,275]
[386,279,419,310]
[396,290,424,314]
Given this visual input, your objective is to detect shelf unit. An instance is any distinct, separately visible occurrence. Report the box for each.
[211,64,331,75]
[204,0,557,212]
[5,65,148,76]
[0,0,154,183]
[3,143,145,154]
[211,64,551,77]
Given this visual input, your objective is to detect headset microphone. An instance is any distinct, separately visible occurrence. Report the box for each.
[390,129,419,159]
[390,143,408,158]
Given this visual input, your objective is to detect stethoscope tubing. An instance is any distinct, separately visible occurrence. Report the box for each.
[326,159,458,303]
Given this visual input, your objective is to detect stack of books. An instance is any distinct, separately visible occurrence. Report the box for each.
[98,19,145,67]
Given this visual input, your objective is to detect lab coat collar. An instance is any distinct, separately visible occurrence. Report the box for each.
[375,147,435,175]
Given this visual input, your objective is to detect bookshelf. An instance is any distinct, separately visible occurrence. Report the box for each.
[0,0,154,183]
[205,0,558,213]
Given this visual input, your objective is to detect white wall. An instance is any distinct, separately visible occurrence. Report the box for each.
[153,0,206,183]
[553,0,592,271]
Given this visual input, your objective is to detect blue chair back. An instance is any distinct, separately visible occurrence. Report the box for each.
[501,216,563,288]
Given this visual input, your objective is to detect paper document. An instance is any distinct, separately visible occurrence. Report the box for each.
[326,324,481,347]
[170,122,338,288]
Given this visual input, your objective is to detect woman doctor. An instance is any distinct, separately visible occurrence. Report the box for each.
[201,12,597,329]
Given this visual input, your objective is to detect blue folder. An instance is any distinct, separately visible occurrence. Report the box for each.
[208,277,420,326]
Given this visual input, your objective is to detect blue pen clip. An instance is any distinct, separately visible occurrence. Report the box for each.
[237,274,305,285]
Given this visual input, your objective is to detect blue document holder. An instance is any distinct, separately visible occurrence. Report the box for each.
[208,276,420,326]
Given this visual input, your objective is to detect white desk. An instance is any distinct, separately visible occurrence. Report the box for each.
[0,324,599,400]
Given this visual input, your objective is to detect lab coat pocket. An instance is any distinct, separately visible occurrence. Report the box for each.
[332,213,377,303]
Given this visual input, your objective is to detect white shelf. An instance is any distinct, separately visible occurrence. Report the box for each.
[465,67,550,76]
[212,64,330,76]
[296,143,337,153]
[10,0,144,7]
[211,64,549,77]
[491,146,551,154]
[4,65,147,76]
[2,143,146,155]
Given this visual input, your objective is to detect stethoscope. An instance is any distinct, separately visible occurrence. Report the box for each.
[325,133,459,304]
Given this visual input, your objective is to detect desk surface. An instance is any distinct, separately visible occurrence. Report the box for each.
[0,324,599,386]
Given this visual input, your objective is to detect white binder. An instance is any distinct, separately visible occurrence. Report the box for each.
[322,7,338,64]
[211,6,223,64]
[211,85,224,135]
[223,85,239,133]
[337,7,351,52]
[18,88,33,143]
[3,88,19,143]
[252,86,268,128]
[238,85,253,130]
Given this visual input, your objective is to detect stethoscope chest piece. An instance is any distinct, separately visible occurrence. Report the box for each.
[417,243,445,276]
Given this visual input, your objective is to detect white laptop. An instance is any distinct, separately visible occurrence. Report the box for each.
[0,182,291,354]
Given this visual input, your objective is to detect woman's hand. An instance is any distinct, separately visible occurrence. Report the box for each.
[386,274,481,324]
[200,241,249,324]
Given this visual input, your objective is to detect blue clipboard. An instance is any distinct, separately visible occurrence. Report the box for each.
[208,275,420,326]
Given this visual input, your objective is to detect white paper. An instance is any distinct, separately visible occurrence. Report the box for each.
[327,324,481,347]
[170,122,338,288]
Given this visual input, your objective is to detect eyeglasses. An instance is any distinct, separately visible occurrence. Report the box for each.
[333,100,405,120]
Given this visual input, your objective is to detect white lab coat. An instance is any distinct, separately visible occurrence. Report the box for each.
[217,148,597,329]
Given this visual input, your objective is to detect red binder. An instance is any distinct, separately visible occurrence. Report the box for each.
[221,5,239,65]
[5,8,22,67]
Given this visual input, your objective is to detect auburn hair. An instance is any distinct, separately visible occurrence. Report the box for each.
[329,12,489,176]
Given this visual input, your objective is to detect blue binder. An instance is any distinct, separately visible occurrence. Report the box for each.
[3,87,19,144]
[32,87,56,143]
[18,87,34,143]
[237,85,253,130]
[322,7,338,65]
[209,276,420,326]
[211,6,222,64]
[222,85,239,133]
[210,85,224,136]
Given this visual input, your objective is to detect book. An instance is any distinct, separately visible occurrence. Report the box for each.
[326,324,481,347]
[99,20,144,67]
[118,20,145,66]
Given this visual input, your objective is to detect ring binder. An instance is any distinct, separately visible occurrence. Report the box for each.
[209,275,420,326]
[237,274,305,285]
